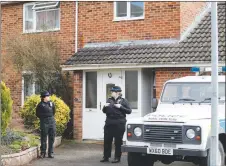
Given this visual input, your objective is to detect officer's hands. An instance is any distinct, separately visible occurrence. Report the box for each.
[104,103,110,107]
[114,104,121,108]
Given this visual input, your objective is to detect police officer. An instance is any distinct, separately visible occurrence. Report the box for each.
[100,86,132,163]
[36,90,56,159]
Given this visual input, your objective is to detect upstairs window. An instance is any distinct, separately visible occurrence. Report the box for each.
[114,1,144,21]
[23,2,60,33]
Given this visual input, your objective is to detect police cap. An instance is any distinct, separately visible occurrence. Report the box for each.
[40,90,50,98]
[110,86,122,92]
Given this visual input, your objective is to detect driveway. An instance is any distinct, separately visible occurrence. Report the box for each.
[25,141,196,166]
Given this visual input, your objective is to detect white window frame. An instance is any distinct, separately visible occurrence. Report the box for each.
[32,1,60,10]
[21,72,37,106]
[113,1,145,21]
[23,2,60,33]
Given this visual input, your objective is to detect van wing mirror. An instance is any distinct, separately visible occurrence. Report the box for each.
[152,98,158,109]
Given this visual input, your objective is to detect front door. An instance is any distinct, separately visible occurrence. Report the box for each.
[83,70,123,140]
[101,70,123,106]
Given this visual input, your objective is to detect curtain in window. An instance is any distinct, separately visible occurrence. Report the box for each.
[36,9,59,31]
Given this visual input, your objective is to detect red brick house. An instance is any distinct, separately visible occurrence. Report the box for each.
[2,2,225,141]
[1,1,76,127]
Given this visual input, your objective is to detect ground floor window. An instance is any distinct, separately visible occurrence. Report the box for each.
[125,70,138,109]
[23,74,40,104]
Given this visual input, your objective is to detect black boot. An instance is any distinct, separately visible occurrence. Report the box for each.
[111,158,120,163]
[48,153,54,158]
[100,157,109,162]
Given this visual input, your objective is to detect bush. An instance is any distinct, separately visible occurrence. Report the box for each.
[1,82,13,135]
[9,144,21,153]
[1,129,23,145]
[20,94,70,136]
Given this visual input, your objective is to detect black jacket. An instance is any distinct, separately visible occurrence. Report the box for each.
[36,101,56,119]
[102,96,132,125]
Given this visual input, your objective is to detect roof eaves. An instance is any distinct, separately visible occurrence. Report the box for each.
[61,61,226,71]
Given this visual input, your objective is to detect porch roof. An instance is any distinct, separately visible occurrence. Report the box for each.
[62,2,225,70]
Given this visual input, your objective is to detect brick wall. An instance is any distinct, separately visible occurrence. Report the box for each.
[78,2,207,48]
[180,2,207,34]
[155,68,195,99]
[2,3,24,127]
[72,71,83,140]
[1,2,76,127]
[78,2,181,48]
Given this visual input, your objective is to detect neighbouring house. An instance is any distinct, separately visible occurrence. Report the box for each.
[1,2,225,141]
[1,1,76,130]
[61,2,225,140]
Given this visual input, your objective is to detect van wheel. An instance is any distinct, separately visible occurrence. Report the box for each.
[128,152,154,166]
[200,141,225,166]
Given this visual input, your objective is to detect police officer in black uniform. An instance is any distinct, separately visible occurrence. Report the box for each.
[100,86,132,163]
[36,90,56,159]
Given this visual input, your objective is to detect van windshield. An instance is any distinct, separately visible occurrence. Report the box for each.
[161,82,225,104]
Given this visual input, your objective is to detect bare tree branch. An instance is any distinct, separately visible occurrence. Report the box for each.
[6,34,62,91]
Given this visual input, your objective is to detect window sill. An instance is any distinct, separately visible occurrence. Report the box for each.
[23,28,60,34]
[113,16,144,22]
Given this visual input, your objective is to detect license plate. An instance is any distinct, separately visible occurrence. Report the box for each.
[147,147,173,155]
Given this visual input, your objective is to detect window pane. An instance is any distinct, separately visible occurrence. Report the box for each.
[24,75,33,100]
[116,2,127,17]
[35,82,41,95]
[130,2,144,17]
[86,72,97,108]
[25,5,33,31]
[125,71,138,109]
[36,9,60,31]
[36,11,46,31]
[106,84,115,101]
[46,10,60,29]
[161,83,226,103]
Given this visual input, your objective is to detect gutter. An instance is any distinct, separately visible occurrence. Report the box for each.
[1,2,21,5]
[61,62,225,71]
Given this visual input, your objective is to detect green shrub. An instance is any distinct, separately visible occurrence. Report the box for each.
[20,94,70,136]
[1,82,13,135]
[1,129,40,153]
[26,134,39,147]
[9,144,21,153]
[1,129,24,145]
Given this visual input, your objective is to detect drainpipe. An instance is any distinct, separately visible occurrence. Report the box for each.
[75,0,78,53]
[71,0,78,139]
[210,2,219,166]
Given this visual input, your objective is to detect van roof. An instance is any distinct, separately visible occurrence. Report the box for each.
[167,76,225,83]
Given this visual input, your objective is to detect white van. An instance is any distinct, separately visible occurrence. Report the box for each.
[121,76,226,166]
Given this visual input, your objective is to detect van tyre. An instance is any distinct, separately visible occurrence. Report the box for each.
[128,152,154,166]
[200,141,225,166]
